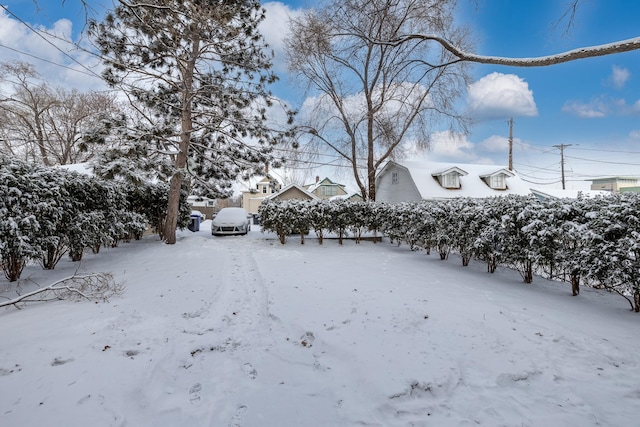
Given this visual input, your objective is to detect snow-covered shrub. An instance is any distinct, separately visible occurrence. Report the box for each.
[0,158,43,281]
[0,156,156,275]
[448,198,485,266]
[259,199,295,244]
[472,197,505,273]
[308,200,333,244]
[494,195,542,283]
[583,194,640,311]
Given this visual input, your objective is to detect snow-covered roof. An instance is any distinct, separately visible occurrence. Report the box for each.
[382,160,532,199]
[586,176,640,182]
[305,177,346,193]
[530,188,610,201]
[265,183,320,201]
[329,192,363,201]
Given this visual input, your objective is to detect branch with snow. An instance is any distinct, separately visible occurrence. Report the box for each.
[0,272,125,310]
[387,35,640,67]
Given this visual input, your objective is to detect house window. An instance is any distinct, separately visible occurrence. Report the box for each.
[443,173,459,189]
[391,171,399,184]
[322,186,337,196]
[491,174,506,189]
[262,186,267,194]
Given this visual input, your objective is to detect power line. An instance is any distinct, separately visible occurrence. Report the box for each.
[565,155,640,167]
[0,42,97,78]
[0,4,104,81]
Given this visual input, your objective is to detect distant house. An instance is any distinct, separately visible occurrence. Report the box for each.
[305,176,349,199]
[241,175,282,215]
[375,160,531,203]
[265,183,320,202]
[187,195,217,219]
[529,188,609,201]
[588,176,640,193]
[330,193,364,202]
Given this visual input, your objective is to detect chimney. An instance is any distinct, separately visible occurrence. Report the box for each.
[265,163,269,174]
[315,175,319,183]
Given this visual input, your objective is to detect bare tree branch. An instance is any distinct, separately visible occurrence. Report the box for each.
[0,272,124,309]
[388,34,640,67]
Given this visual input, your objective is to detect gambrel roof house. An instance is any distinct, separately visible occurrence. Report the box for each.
[375,160,532,203]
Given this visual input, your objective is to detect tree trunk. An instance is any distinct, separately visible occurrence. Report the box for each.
[523,261,533,284]
[163,170,185,244]
[461,253,470,267]
[571,273,580,296]
[634,289,640,313]
[164,35,198,245]
[2,256,25,282]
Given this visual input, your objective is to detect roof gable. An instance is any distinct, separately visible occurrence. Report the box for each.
[305,177,346,193]
[265,183,320,201]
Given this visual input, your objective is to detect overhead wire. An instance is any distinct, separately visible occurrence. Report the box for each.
[0,4,104,81]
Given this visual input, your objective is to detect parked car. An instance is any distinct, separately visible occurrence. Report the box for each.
[191,210,205,221]
[211,207,251,236]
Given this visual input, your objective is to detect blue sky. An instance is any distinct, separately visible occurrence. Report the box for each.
[1,0,640,190]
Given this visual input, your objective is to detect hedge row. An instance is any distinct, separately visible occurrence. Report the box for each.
[259,195,640,312]
[0,157,190,282]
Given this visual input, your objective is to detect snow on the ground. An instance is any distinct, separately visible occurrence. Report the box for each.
[1,223,639,427]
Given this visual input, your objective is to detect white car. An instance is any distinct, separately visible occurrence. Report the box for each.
[211,207,251,236]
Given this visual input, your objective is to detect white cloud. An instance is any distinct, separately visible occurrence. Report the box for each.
[608,65,630,89]
[478,135,509,152]
[261,2,304,72]
[0,10,104,91]
[629,130,640,140]
[430,131,474,159]
[562,99,609,118]
[467,72,538,120]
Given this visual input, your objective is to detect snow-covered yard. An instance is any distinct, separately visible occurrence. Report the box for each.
[1,223,639,426]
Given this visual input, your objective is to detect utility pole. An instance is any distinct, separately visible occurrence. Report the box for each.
[508,117,514,171]
[553,144,572,190]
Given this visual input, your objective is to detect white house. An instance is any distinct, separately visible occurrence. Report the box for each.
[375,160,532,203]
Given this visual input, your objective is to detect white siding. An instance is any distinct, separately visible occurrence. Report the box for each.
[376,166,421,203]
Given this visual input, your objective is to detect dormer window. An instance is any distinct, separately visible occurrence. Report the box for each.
[432,167,468,190]
[491,174,505,189]
[480,169,514,190]
[443,173,460,189]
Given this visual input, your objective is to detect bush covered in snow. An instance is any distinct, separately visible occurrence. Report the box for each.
[259,195,640,312]
[0,157,185,281]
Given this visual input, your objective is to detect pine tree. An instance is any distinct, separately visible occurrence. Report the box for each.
[90,0,293,244]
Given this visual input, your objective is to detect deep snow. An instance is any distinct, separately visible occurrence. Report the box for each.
[1,223,639,426]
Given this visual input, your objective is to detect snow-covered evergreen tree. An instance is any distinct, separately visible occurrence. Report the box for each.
[90,0,293,244]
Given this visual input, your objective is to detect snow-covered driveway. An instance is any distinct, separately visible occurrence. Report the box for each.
[2,225,640,426]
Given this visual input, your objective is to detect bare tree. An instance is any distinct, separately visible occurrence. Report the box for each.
[0,61,123,165]
[286,0,471,201]
[0,62,58,165]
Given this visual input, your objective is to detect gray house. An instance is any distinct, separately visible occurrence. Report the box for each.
[375,160,532,203]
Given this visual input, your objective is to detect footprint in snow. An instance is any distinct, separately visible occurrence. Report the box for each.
[228,404,247,427]
[189,383,202,404]
[243,363,257,380]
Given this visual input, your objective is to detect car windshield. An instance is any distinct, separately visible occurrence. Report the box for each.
[215,208,246,220]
